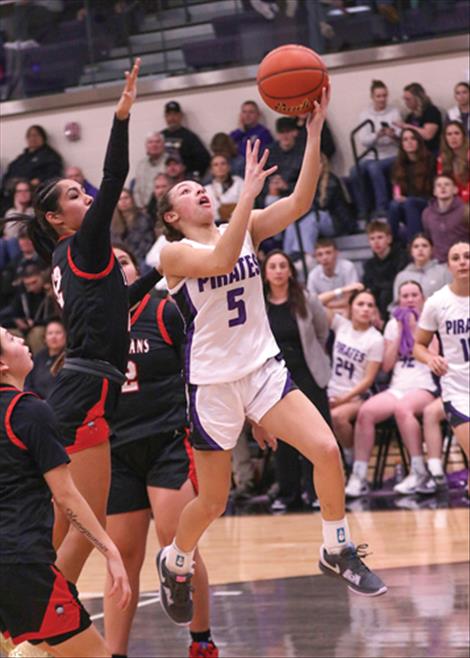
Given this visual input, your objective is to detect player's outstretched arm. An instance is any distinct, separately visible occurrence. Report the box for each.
[249,86,330,246]
[161,139,277,279]
[45,465,131,609]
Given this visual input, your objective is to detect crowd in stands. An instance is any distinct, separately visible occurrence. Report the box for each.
[1,76,468,510]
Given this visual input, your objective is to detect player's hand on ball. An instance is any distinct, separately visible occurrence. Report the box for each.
[243,139,278,199]
[307,85,330,136]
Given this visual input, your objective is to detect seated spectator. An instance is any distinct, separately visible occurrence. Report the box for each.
[327,290,385,467]
[345,280,438,498]
[161,101,210,179]
[209,132,245,178]
[205,155,244,223]
[446,81,469,135]
[3,179,34,238]
[392,233,450,303]
[111,188,154,266]
[306,238,359,315]
[295,117,336,159]
[313,154,356,235]
[146,172,172,226]
[437,121,469,203]
[388,128,435,243]
[398,83,442,154]
[230,100,273,158]
[362,221,408,321]
[350,79,401,220]
[132,132,166,209]
[165,151,186,185]
[11,262,57,354]
[1,124,63,196]
[262,250,332,510]
[421,174,468,263]
[25,318,66,399]
[64,165,98,199]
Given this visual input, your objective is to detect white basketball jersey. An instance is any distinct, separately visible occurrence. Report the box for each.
[419,285,470,402]
[168,227,280,385]
[384,318,436,392]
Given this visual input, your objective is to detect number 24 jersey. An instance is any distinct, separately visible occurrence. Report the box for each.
[168,227,279,385]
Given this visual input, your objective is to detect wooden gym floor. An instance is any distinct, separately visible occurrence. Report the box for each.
[78,507,470,657]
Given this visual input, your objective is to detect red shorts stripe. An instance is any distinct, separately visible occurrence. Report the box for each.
[183,429,198,494]
[5,392,37,451]
[68,378,110,454]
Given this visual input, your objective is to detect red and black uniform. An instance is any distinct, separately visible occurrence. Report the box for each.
[108,295,197,515]
[0,386,91,646]
[48,115,160,453]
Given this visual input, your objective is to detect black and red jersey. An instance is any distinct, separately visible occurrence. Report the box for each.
[0,387,69,564]
[111,295,187,448]
[50,115,130,374]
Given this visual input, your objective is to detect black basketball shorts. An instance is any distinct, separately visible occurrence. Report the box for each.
[107,428,197,515]
[0,562,91,647]
[48,370,121,454]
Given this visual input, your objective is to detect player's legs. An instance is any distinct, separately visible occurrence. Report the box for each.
[42,625,110,658]
[174,451,232,551]
[55,442,111,583]
[103,509,150,656]
[453,421,470,460]
[422,397,446,460]
[148,480,210,632]
[394,390,435,456]
[330,400,363,449]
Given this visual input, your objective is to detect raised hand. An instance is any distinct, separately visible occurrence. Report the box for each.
[243,138,278,199]
[116,57,141,120]
[306,85,330,137]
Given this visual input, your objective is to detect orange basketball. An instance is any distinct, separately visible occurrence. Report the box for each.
[257,44,329,116]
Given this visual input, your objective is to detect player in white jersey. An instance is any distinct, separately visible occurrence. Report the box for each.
[414,240,470,493]
[154,89,386,626]
[345,281,439,498]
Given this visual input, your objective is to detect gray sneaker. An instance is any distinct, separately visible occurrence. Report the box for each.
[319,543,387,597]
[415,472,448,496]
[156,546,193,625]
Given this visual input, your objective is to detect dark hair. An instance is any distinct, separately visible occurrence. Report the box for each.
[261,249,308,319]
[348,288,376,307]
[404,82,431,116]
[433,172,457,186]
[112,241,140,274]
[440,121,469,185]
[409,232,433,250]
[210,132,238,159]
[46,317,65,329]
[0,178,62,264]
[455,81,469,92]
[157,186,184,242]
[366,220,392,236]
[210,154,233,190]
[315,237,337,250]
[370,79,386,93]
[392,128,434,197]
[26,124,48,144]
[447,239,470,260]
[398,279,424,296]
[13,178,32,195]
[242,100,259,111]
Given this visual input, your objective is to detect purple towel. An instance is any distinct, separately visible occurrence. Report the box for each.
[392,306,420,358]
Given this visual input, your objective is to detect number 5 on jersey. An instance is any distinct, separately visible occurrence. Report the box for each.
[227,287,246,327]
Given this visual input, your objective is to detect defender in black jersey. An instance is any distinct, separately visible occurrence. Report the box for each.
[104,246,217,658]
[0,327,130,656]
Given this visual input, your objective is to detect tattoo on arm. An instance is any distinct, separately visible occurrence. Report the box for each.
[65,508,108,554]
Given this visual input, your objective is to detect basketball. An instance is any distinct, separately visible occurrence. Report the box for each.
[257,44,329,116]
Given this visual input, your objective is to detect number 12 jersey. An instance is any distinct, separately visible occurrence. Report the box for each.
[168,226,279,385]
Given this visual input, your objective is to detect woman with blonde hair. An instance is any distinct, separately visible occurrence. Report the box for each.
[399,82,442,154]
[437,120,469,203]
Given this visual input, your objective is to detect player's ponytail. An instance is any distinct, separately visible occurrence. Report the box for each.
[1,178,61,264]
[157,188,184,242]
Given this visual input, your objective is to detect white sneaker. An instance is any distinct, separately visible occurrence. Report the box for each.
[393,470,423,495]
[345,473,370,498]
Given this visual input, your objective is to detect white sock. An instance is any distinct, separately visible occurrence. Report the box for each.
[165,540,195,575]
[428,458,444,477]
[411,455,426,475]
[322,517,351,554]
[352,460,368,481]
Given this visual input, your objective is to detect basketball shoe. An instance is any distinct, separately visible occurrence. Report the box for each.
[345,472,370,498]
[319,543,387,596]
[189,640,219,658]
[156,546,193,625]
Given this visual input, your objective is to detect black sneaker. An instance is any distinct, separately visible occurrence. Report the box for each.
[156,546,193,625]
[319,543,387,597]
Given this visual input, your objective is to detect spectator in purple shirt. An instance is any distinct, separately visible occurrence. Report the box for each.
[64,165,98,199]
[230,100,273,158]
